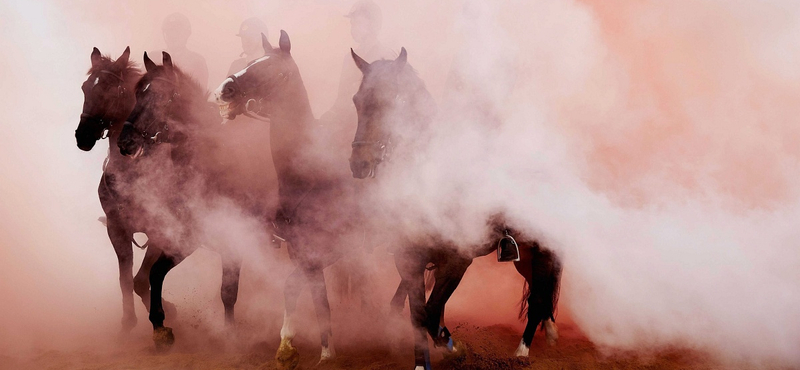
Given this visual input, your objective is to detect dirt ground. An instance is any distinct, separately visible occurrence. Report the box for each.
[5,320,788,370]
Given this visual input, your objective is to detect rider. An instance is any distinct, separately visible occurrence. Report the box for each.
[319,0,394,163]
[322,0,394,313]
[227,17,269,75]
[216,17,280,237]
[160,12,209,90]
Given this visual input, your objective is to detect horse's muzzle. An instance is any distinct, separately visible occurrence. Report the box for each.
[350,159,373,179]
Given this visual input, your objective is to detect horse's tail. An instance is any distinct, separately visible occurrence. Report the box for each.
[518,244,562,326]
[519,280,531,320]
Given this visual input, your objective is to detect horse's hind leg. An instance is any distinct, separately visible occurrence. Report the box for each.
[307,267,335,363]
[541,249,562,347]
[107,214,136,332]
[220,255,242,326]
[149,250,183,351]
[514,244,562,356]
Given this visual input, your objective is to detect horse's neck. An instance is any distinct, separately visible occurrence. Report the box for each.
[103,103,138,171]
[266,82,323,199]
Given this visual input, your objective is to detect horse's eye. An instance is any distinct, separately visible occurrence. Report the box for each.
[223,86,234,95]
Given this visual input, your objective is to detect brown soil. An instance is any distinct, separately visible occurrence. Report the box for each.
[5,321,782,370]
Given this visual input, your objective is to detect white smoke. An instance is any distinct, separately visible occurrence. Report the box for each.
[0,0,799,367]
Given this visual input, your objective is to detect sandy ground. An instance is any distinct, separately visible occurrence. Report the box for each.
[5,320,788,370]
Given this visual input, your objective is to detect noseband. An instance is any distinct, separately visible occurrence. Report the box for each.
[224,67,293,122]
[226,73,270,122]
[351,138,393,170]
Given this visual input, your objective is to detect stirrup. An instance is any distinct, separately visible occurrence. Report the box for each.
[497,230,521,262]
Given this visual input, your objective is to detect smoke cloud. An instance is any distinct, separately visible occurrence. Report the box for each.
[1,0,799,368]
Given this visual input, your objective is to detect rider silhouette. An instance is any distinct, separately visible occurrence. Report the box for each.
[217,18,280,242]
[323,0,394,313]
[159,13,209,90]
[319,0,393,162]
[227,18,269,75]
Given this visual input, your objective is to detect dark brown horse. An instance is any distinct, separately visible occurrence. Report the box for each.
[214,31,363,368]
[349,49,562,369]
[117,51,244,350]
[75,47,171,332]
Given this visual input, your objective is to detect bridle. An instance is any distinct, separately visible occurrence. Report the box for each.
[224,65,293,122]
[350,93,408,175]
[79,69,128,140]
[351,138,392,164]
[122,76,180,146]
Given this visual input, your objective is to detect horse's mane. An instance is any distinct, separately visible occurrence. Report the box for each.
[174,67,210,107]
[87,54,140,80]
[135,64,214,128]
[367,59,437,126]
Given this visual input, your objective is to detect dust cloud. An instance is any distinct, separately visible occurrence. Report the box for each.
[0,0,798,368]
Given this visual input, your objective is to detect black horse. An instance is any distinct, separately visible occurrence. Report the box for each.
[75,47,171,332]
[214,31,365,368]
[117,51,244,349]
[349,49,562,369]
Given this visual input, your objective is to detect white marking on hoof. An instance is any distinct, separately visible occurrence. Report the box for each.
[414,367,426,370]
[319,342,335,362]
[514,338,530,357]
[280,310,295,340]
[544,319,558,346]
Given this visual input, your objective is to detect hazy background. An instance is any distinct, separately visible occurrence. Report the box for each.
[1,0,799,367]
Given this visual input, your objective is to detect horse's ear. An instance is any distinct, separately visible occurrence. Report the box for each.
[279,30,291,54]
[143,51,157,72]
[91,47,102,67]
[395,47,407,66]
[351,48,370,73]
[114,46,130,67]
[162,51,173,71]
[261,32,274,55]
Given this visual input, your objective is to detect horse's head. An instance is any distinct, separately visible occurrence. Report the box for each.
[76,46,136,151]
[214,30,298,121]
[349,48,412,179]
[118,52,180,158]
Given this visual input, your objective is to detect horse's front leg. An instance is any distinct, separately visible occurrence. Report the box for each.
[276,267,304,370]
[149,250,183,351]
[107,214,136,332]
[425,254,472,353]
[307,267,335,363]
[132,241,162,311]
[220,254,242,326]
[390,278,409,314]
[396,252,430,370]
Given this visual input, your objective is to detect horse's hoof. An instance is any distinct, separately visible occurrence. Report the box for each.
[544,319,558,346]
[319,343,335,364]
[153,327,175,352]
[121,314,137,332]
[514,339,530,357]
[276,338,300,370]
[442,340,467,360]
